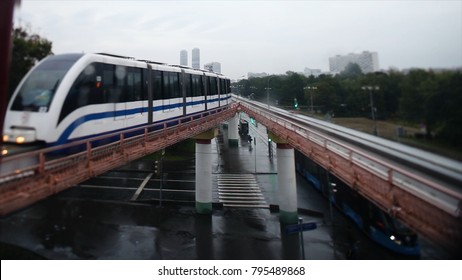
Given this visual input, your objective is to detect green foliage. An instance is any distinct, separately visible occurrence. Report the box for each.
[233,67,462,147]
[9,27,53,99]
[339,62,363,79]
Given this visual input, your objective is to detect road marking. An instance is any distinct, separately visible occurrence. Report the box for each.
[131,173,153,201]
[216,173,268,208]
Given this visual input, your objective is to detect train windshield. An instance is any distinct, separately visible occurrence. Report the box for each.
[11,53,83,112]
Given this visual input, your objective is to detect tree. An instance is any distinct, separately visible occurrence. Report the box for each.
[433,71,462,146]
[339,62,363,79]
[281,72,306,106]
[8,27,53,99]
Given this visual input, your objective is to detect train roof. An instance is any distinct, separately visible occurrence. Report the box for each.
[86,53,229,78]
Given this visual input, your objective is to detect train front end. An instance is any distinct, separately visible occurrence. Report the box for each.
[3,53,84,145]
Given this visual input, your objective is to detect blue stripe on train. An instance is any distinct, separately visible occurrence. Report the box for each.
[56,96,230,145]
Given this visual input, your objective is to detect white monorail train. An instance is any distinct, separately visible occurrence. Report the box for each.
[3,53,231,145]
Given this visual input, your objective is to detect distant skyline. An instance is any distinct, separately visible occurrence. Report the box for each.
[12,0,462,79]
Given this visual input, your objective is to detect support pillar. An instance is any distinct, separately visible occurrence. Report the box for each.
[277,143,298,224]
[269,131,298,225]
[194,129,218,214]
[228,114,239,147]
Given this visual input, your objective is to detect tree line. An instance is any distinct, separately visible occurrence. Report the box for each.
[8,26,53,99]
[7,27,461,147]
[233,63,462,147]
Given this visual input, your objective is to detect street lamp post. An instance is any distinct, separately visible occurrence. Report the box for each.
[265,87,271,108]
[303,86,317,116]
[361,85,379,136]
[266,76,273,108]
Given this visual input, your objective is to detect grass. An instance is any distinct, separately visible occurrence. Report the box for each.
[333,117,420,141]
[332,117,462,161]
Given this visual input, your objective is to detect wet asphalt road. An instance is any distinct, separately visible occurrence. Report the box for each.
[0,116,450,259]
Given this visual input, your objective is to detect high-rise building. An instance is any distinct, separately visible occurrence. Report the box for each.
[248,72,269,78]
[192,48,200,69]
[303,68,322,77]
[204,62,221,74]
[329,51,379,74]
[180,50,188,66]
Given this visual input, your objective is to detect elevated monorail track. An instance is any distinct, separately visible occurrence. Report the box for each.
[0,105,237,216]
[235,95,462,255]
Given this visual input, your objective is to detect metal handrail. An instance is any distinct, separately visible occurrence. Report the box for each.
[0,104,237,182]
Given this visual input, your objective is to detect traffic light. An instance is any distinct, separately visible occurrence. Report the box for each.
[294,98,298,109]
[250,117,255,125]
[154,160,160,175]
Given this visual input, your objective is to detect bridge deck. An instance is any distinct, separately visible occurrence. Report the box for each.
[1,97,461,255]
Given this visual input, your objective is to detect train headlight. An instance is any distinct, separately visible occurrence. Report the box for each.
[3,135,8,142]
[390,235,402,245]
[15,136,26,144]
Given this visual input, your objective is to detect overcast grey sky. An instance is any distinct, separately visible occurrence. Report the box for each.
[13,0,462,79]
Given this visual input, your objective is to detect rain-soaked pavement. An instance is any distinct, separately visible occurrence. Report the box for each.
[0,114,451,259]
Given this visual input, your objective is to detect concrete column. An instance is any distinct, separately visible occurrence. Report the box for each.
[277,143,298,225]
[194,128,217,214]
[196,139,212,214]
[228,114,239,147]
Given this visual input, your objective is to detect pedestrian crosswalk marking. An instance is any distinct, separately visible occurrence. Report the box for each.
[215,174,268,208]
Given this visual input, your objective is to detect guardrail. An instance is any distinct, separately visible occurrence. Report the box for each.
[235,96,462,255]
[0,104,238,216]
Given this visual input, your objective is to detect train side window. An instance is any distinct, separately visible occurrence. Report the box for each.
[142,68,148,97]
[184,74,192,98]
[126,68,135,101]
[102,64,114,103]
[209,77,218,96]
[59,63,102,122]
[125,67,142,101]
[152,70,162,100]
[171,72,180,98]
[219,78,224,95]
[88,63,104,104]
[204,76,210,96]
[162,71,170,100]
[137,68,146,100]
[227,79,231,93]
[128,67,143,101]
[191,75,202,97]
[163,71,180,99]
[114,65,127,102]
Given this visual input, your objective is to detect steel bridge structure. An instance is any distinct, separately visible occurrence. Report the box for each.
[1,96,461,255]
